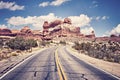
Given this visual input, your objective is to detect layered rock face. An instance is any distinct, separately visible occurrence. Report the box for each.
[0,28,16,36]
[49,20,63,28]
[0,18,96,41]
[0,28,12,34]
[42,18,83,40]
[0,27,42,40]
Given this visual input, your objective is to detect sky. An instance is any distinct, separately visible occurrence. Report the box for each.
[0,0,120,37]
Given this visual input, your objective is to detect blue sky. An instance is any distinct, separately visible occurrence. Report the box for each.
[0,0,120,37]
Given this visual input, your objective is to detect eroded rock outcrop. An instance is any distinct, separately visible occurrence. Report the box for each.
[0,28,12,34]
[0,28,17,36]
[42,18,83,40]
[20,26,32,34]
[49,20,63,28]
[64,18,71,24]
[43,21,49,29]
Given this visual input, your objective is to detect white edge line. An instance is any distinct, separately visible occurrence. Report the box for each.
[66,47,120,80]
[0,48,46,80]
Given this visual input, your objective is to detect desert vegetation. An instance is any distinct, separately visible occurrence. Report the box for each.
[59,40,66,45]
[0,37,38,60]
[6,37,38,51]
[72,41,120,63]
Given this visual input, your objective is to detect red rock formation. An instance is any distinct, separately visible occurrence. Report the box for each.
[43,21,49,29]
[20,26,32,34]
[0,28,17,36]
[70,27,80,33]
[110,34,117,37]
[0,28,12,34]
[41,18,84,40]
[64,18,71,24]
[49,20,63,28]
[85,31,95,38]
[12,30,19,34]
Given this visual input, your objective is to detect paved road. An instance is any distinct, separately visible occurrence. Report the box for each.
[0,46,119,80]
[57,46,119,80]
[0,47,59,80]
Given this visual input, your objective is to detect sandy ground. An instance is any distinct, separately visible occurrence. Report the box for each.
[67,46,120,78]
[0,47,45,77]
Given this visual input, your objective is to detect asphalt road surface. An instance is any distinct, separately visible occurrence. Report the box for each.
[57,46,119,80]
[0,47,59,80]
[0,46,119,80]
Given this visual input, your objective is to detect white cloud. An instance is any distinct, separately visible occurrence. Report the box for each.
[101,16,109,20]
[68,14,91,27]
[50,0,70,6]
[94,4,98,7]
[89,1,98,8]
[81,27,94,35]
[96,16,100,20]
[7,13,61,29]
[7,13,91,30]
[39,0,70,7]
[94,16,109,20]
[39,2,49,7]
[0,1,24,11]
[0,24,7,28]
[110,24,120,36]
[103,24,120,36]
[92,1,98,4]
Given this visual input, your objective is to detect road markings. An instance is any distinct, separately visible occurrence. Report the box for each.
[55,49,67,80]
[0,48,46,80]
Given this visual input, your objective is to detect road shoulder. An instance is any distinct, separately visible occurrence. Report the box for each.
[66,46,120,78]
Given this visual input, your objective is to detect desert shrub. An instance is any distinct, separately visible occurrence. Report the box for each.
[26,39,38,47]
[6,37,38,51]
[73,41,120,63]
[72,42,80,50]
[12,53,18,56]
[39,41,50,46]
[59,41,66,45]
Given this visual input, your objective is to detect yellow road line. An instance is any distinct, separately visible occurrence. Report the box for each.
[55,49,67,80]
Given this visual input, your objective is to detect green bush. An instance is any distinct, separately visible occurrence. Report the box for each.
[26,39,38,47]
[6,37,38,51]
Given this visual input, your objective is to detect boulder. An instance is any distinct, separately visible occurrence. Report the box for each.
[64,18,71,24]
[20,26,32,34]
[43,21,49,29]
[49,20,63,28]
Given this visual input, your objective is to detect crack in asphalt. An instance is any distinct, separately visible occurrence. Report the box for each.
[34,71,37,77]
[81,74,88,80]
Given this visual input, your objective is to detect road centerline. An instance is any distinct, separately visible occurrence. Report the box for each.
[55,48,68,80]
